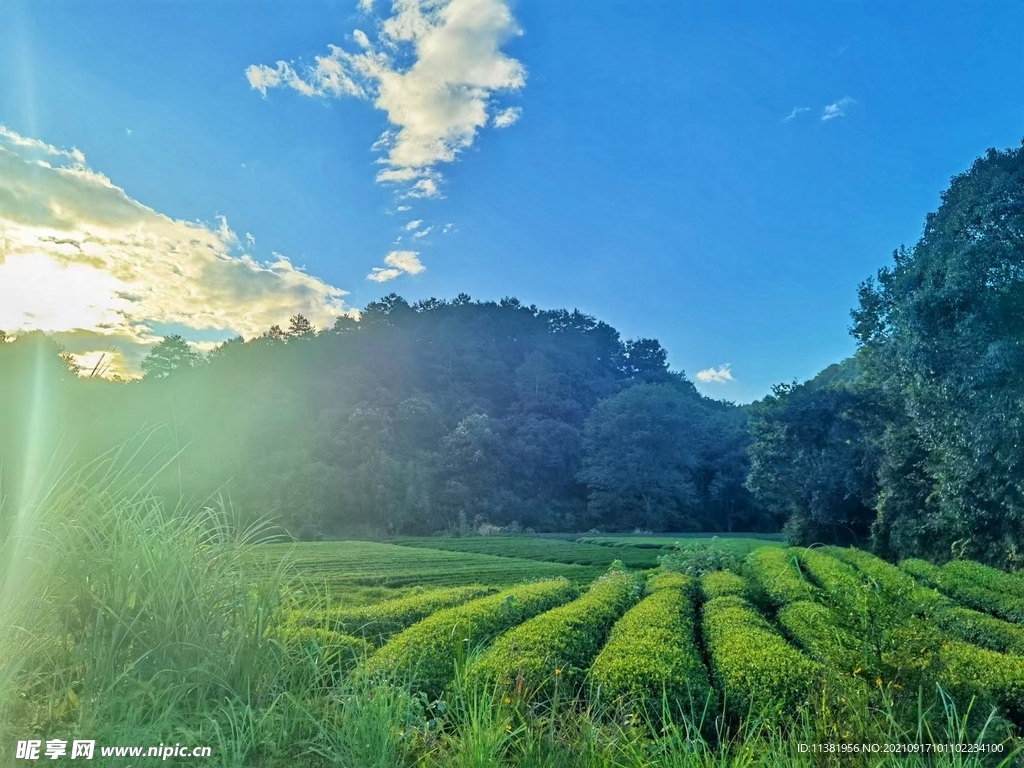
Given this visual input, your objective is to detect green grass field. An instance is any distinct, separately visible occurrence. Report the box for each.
[8,496,1024,768]
[388,535,665,568]
[577,533,784,555]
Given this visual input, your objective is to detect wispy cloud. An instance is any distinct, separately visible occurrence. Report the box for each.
[404,219,423,230]
[0,126,351,377]
[412,226,433,238]
[695,364,734,384]
[366,249,425,282]
[782,106,810,122]
[492,106,522,128]
[822,97,856,121]
[246,0,526,199]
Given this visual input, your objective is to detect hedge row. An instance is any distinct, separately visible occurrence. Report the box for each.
[364,579,579,697]
[278,626,369,683]
[702,595,822,720]
[939,641,1024,722]
[943,560,1024,600]
[776,600,858,671]
[589,575,714,715]
[745,547,820,606]
[904,560,1024,624]
[646,572,692,593]
[935,606,1024,657]
[796,549,862,598]
[293,585,496,645]
[469,571,640,698]
[700,570,748,601]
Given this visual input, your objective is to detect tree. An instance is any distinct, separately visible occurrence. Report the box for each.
[580,383,709,530]
[140,335,203,379]
[851,141,1024,568]
[288,314,315,337]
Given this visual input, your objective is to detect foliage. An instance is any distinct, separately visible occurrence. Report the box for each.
[914,561,1024,624]
[939,641,1024,723]
[658,541,742,577]
[468,571,640,699]
[850,141,1024,569]
[588,576,714,717]
[701,596,822,721]
[390,536,662,569]
[699,570,748,601]
[364,579,579,698]
[288,585,497,645]
[277,626,368,684]
[744,547,820,606]
[776,600,860,672]
[140,333,204,379]
[245,541,603,590]
[935,607,1024,656]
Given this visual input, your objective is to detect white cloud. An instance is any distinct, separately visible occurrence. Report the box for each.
[404,218,424,230]
[412,225,433,238]
[0,126,352,378]
[358,0,374,11]
[695,364,734,384]
[442,222,453,233]
[396,204,411,211]
[492,106,521,128]
[365,249,426,282]
[782,106,809,122]
[822,97,855,121]
[246,0,526,197]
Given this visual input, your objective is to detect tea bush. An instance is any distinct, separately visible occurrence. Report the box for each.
[745,547,820,606]
[796,548,861,598]
[292,585,496,645]
[935,606,1024,656]
[278,626,368,683]
[588,575,713,716]
[469,571,640,698]
[702,595,822,720]
[776,600,858,671]
[909,560,1024,623]
[699,570,748,601]
[364,579,578,697]
[645,571,692,592]
[939,641,1024,722]
[943,560,1024,600]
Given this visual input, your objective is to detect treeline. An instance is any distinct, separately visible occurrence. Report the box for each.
[0,297,771,538]
[747,141,1024,570]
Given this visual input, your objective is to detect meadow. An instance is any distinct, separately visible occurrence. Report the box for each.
[3,468,1022,768]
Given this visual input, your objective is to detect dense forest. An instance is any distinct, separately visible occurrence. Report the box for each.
[0,298,769,540]
[2,140,1022,569]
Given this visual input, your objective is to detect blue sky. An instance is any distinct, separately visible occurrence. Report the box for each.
[0,1,1022,400]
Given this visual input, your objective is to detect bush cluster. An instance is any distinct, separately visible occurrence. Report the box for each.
[646,571,692,592]
[796,548,861,598]
[702,595,821,720]
[935,606,1024,656]
[658,543,741,577]
[699,570,748,601]
[277,626,369,684]
[776,600,858,671]
[832,548,947,613]
[588,575,714,716]
[469,571,640,698]
[907,560,1024,624]
[745,547,820,606]
[364,579,578,697]
[292,585,496,645]
[939,641,1024,722]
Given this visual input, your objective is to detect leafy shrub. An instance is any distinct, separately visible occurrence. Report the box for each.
[943,560,1024,600]
[699,570,748,601]
[291,585,496,645]
[646,572,692,592]
[776,600,858,671]
[934,606,1024,656]
[468,571,640,698]
[278,627,369,684]
[745,547,820,606]
[364,579,578,697]
[939,641,1024,722]
[831,547,947,613]
[588,575,714,717]
[659,543,740,577]
[908,560,1024,624]
[796,548,861,597]
[702,596,821,720]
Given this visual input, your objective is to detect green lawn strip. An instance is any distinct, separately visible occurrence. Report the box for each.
[468,571,641,699]
[588,575,714,716]
[364,579,579,697]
